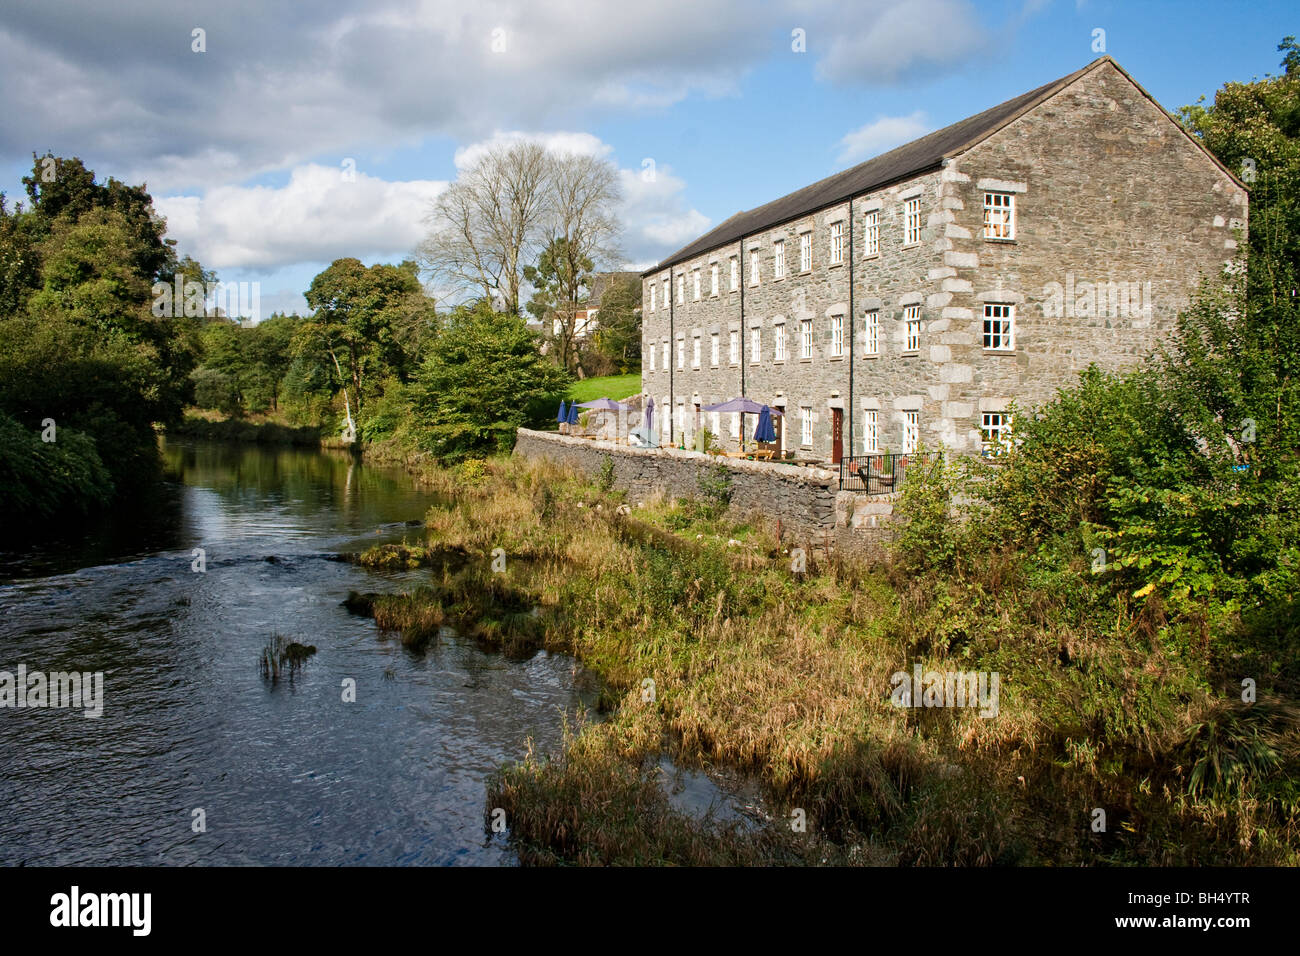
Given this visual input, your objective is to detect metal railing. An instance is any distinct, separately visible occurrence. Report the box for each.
[839,452,935,493]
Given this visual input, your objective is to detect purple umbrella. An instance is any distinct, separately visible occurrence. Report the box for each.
[702,396,781,415]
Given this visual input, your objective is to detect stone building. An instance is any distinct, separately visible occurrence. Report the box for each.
[639,56,1248,463]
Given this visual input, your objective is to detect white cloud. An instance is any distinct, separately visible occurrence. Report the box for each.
[618,165,711,263]
[155,164,447,271]
[836,111,930,165]
[812,0,989,85]
[155,132,709,277]
[0,0,1005,193]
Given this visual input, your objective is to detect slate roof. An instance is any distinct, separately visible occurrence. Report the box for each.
[643,58,1106,277]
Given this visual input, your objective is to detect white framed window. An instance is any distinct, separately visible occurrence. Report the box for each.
[692,335,701,368]
[830,314,843,357]
[710,411,720,437]
[774,323,787,362]
[663,279,669,308]
[730,257,738,291]
[710,332,719,366]
[864,210,880,257]
[863,310,880,355]
[662,340,669,370]
[677,338,684,370]
[647,341,655,371]
[730,412,740,438]
[676,275,684,304]
[773,240,786,279]
[693,268,701,301]
[729,330,739,365]
[902,410,919,454]
[983,192,1015,240]
[799,232,812,272]
[800,318,813,359]
[662,396,670,437]
[800,406,813,446]
[863,410,879,453]
[649,283,655,312]
[981,411,1013,455]
[750,327,761,364]
[983,303,1015,351]
[710,263,719,297]
[749,249,760,285]
[904,197,921,246]
[830,222,844,265]
[904,305,921,351]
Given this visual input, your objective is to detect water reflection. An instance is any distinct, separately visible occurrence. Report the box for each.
[0,439,596,865]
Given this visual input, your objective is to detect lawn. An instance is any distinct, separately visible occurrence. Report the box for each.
[566,372,641,403]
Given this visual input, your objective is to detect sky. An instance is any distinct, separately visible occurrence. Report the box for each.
[0,0,1293,317]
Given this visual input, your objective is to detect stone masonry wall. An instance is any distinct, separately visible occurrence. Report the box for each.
[513,428,891,547]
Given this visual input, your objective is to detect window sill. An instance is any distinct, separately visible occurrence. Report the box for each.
[983,348,1016,354]
[902,350,919,356]
[828,262,844,269]
[983,237,1017,245]
[828,355,844,361]
[799,358,812,363]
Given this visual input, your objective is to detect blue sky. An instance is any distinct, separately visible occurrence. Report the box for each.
[0,0,1293,316]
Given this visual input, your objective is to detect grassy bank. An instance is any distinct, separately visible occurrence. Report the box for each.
[351,455,1298,865]
[168,411,326,446]
[566,373,640,404]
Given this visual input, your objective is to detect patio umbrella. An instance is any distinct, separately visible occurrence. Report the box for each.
[557,399,569,426]
[567,402,580,427]
[703,397,781,451]
[702,396,781,415]
[577,397,629,442]
[644,397,656,445]
[754,405,777,443]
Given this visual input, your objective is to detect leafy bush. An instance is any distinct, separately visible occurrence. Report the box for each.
[597,455,616,493]
[0,412,114,525]
[694,461,732,520]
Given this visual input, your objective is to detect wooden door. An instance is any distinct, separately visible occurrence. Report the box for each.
[831,408,843,464]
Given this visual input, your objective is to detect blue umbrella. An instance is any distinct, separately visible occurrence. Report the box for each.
[557,400,569,424]
[753,405,777,443]
[567,402,580,426]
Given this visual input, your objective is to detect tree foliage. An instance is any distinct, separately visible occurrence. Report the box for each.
[411,301,570,462]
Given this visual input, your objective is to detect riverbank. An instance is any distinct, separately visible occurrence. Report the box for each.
[350,454,1300,866]
[168,411,329,446]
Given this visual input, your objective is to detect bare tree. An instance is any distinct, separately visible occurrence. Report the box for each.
[417,141,552,315]
[542,152,622,372]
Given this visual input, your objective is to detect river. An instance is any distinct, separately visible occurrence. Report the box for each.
[0,439,599,865]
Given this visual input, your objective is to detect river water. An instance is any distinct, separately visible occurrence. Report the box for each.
[0,439,599,865]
